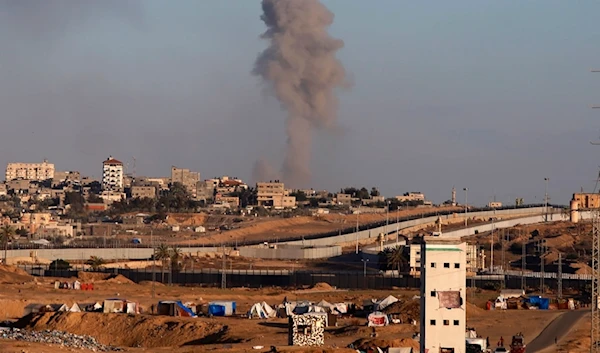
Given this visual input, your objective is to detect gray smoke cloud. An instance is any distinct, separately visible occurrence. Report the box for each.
[253,0,350,188]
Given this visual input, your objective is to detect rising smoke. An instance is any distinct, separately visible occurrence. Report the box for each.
[253,0,349,188]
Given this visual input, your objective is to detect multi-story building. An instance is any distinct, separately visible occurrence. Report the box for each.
[396,192,425,203]
[419,239,466,353]
[102,156,124,191]
[410,242,480,275]
[335,193,352,205]
[5,160,55,181]
[130,186,157,199]
[257,181,296,209]
[572,193,600,209]
[171,166,200,196]
[52,171,81,186]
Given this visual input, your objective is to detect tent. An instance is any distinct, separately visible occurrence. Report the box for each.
[79,302,102,312]
[208,301,236,316]
[72,281,81,290]
[367,311,389,327]
[103,299,140,314]
[157,301,197,317]
[316,300,333,311]
[248,302,276,319]
[375,295,398,311]
[69,303,82,312]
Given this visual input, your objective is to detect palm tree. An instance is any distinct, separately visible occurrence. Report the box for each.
[386,245,407,274]
[1,225,15,264]
[170,246,182,271]
[86,256,105,271]
[155,244,171,282]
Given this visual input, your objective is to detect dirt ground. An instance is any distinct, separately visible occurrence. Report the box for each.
[0,265,569,353]
[550,313,591,353]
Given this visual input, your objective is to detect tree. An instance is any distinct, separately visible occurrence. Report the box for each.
[290,190,307,202]
[370,187,380,197]
[386,245,408,274]
[49,259,71,270]
[86,256,105,271]
[155,244,171,282]
[170,246,182,272]
[0,225,15,264]
[87,193,104,204]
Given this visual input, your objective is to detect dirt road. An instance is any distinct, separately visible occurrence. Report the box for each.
[527,310,588,352]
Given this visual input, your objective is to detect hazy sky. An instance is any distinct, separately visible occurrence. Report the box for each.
[1,0,600,206]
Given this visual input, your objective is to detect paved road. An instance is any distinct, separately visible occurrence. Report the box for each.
[527,310,588,352]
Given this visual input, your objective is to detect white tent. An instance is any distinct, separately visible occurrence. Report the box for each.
[69,303,82,312]
[72,281,81,290]
[316,300,333,310]
[376,295,398,311]
[331,303,348,315]
[260,302,276,318]
[248,303,269,319]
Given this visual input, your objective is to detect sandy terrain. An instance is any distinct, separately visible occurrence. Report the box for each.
[0,265,568,353]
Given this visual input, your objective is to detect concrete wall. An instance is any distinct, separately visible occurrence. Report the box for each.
[283,207,551,247]
[239,245,341,260]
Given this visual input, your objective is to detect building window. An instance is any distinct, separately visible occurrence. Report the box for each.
[430,290,436,297]
[443,320,449,326]
[444,263,450,268]
[453,320,459,326]
[416,251,420,255]
[454,263,460,269]
[430,262,436,268]
[430,320,436,325]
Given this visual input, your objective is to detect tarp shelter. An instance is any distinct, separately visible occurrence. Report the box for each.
[103,299,140,314]
[367,311,389,327]
[527,296,550,310]
[248,302,276,319]
[158,301,197,317]
[69,303,82,312]
[208,301,236,316]
[375,295,398,311]
[72,281,81,290]
[79,302,102,312]
[500,289,525,299]
[316,300,333,311]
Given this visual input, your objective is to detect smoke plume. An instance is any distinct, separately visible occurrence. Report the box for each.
[253,0,349,188]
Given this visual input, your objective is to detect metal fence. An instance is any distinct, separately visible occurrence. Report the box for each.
[19,263,588,291]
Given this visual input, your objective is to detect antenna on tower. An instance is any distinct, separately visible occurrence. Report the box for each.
[589,68,600,352]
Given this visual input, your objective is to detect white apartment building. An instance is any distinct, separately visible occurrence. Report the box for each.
[5,160,55,181]
[410,243,481,275]
[102,156,124,191]
[420,239,467,353]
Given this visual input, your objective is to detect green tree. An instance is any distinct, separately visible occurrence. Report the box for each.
[370,187,380,197]
[157,182,197,212]
[86,256,105,271]
[170,246,182,272]
[386,245,408,274]
[290,190,307,202]
[0,225,15,264]
[155,243,171,282]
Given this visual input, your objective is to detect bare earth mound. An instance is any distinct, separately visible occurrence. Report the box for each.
[17,312,224,348]
[311,282,334,291]
[0,265,33,284]
[105,274,135,285]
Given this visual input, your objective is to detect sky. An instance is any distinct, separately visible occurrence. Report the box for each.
[1,0,600,206]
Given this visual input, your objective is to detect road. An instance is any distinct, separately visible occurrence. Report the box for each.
[527,309,588,352]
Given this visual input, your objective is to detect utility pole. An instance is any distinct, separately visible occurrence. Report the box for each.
[537,239,547,293]
[521,238,526,291]
[355,207,360,254]
[544,177,549,222]
[151,228,155,299]
[558,252,563,300]
[590,68,600,353]
[490,217,495,272]
[221,246,226,289]
[463,188,468,226]
[501,229,506,271]
[361,259,369,277]
[385,201,390,238]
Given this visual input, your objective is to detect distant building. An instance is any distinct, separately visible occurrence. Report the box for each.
[572,193,600,209]
[410,242,481,275]
[102,156,124,191]
[6,160,54,181]
[396,192,425,203]
[171,166,200,196]
[52,171,81,186]
[215,195,240,208]
[257,181,296,209]
[488,201,502,208]
[130,186,157,199]
[335,193,352,205]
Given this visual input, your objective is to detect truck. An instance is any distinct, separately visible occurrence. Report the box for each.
[509,333,526,353]
[466,337,489,352]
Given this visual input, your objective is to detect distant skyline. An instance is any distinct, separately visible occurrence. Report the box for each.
[1,1,600,206]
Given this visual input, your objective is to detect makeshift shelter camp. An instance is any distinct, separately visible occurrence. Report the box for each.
[69,303,82,312]
[157,301,197,317]
[367,311,389,327]
[208,301,236,316]
[527,296,549,310]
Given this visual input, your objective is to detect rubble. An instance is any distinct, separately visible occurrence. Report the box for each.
[0,327,121,351]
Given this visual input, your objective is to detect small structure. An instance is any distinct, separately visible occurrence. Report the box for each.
[157,301,197,317]
[288,314,326,347]
[367,311,389,327]
[248,302,276,319]
[208,301,236,316]
[103,299,140,314]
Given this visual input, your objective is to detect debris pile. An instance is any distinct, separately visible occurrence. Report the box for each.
[0,327,121,351]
